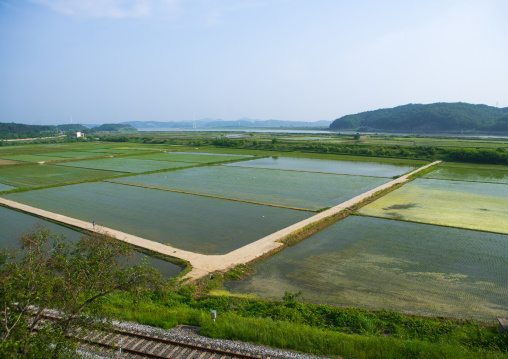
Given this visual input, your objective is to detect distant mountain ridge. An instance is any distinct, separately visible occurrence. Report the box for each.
[330,103,508,133]
[122,118,331,129]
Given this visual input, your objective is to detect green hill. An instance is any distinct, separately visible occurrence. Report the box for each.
[330,103,508,133]
[0,123,59,140]
[91,123,138,132]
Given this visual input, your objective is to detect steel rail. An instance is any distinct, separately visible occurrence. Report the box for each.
[37,312,262,359]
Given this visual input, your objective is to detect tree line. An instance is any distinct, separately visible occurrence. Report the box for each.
[98,135,508,165]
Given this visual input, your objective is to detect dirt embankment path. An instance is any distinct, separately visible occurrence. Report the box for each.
[0,161,440,281]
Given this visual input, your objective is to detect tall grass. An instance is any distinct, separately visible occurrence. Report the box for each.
[97,293,508,359]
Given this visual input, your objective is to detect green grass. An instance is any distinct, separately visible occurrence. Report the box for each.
[97,291,508,359]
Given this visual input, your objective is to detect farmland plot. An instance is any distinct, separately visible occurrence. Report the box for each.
[424,162,508,184]
[38,151,113,159]
[222,216,508,320]
[56,157,199,173]
[0,154,72,163]
[359,179,508,234]
[0,159,19,165]
[130,152,250,163]
[110,166,389,210]
[225,156,416,178]
[0,164,123,187]
[0,207,181,278]
[0,183,15,191]
[4,182,311,254]
[0,206,85,249]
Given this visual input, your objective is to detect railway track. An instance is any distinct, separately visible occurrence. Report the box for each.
[36,313,264,359]
[76,326,264,359]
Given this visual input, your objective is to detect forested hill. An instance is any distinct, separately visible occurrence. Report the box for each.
[330,103,508,133]
[0,123,59,139]
[0,123,91,140]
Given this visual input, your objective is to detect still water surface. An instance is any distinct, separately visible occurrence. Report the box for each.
[223,216,508,320]
[0,206,181,278]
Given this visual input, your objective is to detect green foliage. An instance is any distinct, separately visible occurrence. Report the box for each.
[56,124,91,133]
[99,291,508,359]
[0,225,162,357]
[0,123,60,140]
[330,102,508,133]
[91,123,138,132]
[223,264,254,281]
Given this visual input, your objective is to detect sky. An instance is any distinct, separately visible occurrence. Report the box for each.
[0,0,507,125]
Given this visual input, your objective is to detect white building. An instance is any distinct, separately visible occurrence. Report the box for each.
[71,131,85,138]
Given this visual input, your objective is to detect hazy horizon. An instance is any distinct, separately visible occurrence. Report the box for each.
[1,1,507,125]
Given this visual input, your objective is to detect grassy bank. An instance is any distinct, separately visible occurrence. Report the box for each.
[98,291,508,359]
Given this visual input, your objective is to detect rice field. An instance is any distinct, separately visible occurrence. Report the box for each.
[221,216,508,320]
[129,152,250,163]
[0,154,74,162]
[0,206,85,249]
[109,166,389,210]
[424,162,508,184]
[0,164,123,187]
[225,156,416,178]
[56,157,200,173]
[0,206,181,278]
[4,182,311,254]
[37,151,113,159]
[0,159,19,165]
[0,183,15,191]
[358,178,508,234]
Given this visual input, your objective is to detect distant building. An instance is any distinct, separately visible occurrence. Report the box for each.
[71,131,85,139]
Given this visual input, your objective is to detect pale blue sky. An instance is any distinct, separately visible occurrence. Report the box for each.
[1,0,507,125]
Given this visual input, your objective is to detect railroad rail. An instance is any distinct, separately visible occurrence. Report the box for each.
[36,313,263,359]
[76,327,263,359]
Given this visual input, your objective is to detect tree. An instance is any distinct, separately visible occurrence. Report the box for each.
[0,225,162,358]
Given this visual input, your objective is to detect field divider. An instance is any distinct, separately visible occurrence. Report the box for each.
[0,161,441,283]
[103,180,315,212]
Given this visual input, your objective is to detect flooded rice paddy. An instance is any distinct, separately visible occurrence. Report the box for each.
[423,162,508,184]
[4,182,311,254]
[109,166,388,210]
[0,164,122,187]
[222,216,508,320]
[0,183,15,191]
[225,156,416,178]
[0,206,182,278]
[129,152,250,163]
[56,157,200,173]
[0,154,76,162]
[2,143,507,320]
[359,179,508,234]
